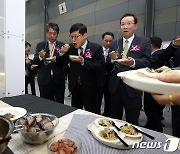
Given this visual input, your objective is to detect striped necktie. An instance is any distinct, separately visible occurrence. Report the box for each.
[122,40,129,58]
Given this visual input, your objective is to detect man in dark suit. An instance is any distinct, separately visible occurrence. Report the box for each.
[153,36,180,137]
[33,23,70,103]
[95,32,114,116]
[25,41,37,95]
[60,23,105,113]
[144,37,165,132]
[107,13,151,125]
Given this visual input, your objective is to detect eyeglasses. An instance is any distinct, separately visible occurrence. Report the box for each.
[69,35,82,40]
[120,22,135,27]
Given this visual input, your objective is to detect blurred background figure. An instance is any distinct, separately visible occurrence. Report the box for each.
[96,32,114,116]
[143,37,165,132]
[153,36,180,137]
[25,41,37,95]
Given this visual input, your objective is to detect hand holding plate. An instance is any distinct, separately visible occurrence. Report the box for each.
[119,57,134,66]
[39,49,46,58]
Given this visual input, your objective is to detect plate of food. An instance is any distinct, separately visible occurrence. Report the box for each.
[137,66,180,78]
[69,55,79,59]
[47,133,81,154]
[112,59,128,63]
[117,69,180,94]
[88,121,143,149]
[46,57,53,60]
[93,127,120,143]
[31,64,39,67]
[119,123,142,138]
[0,107,27,121]
[95,118,114,128]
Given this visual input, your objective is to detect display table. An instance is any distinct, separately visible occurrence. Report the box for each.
[1,95,179,154]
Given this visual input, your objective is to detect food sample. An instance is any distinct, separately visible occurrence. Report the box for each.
[16,114,54,143]
[99,128,118,141]
[98,118,113,127]
[120,124,138,135]
[146,66,172,74]
[49,138,78,154]
[4,113,15,119]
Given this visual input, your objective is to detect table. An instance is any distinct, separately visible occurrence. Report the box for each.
[1,95,180,154]
[1,94,77,117]
[0,94,78,154]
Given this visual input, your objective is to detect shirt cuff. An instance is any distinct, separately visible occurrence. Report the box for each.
[59,52,65,56]
[39,55,43,61]
[130,59,135,68]
[111,59,116,63]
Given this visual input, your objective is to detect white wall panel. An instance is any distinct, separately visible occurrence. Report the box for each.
[5,0,25,37]
[5,34,25,97]
[0,0,5,35]
[0,0,25,98]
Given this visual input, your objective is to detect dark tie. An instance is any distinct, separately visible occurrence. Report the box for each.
[79,47,84,57]
[77,47,83,85]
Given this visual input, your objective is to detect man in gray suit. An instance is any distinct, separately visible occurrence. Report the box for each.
[107,13,151,125]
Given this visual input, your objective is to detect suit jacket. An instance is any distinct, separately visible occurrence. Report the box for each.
[149,49,164,69]
[108,35,151,97]
[33,40,65,86]
[25,58,38,77]
[61,41,105,92]
[159,44,180,67]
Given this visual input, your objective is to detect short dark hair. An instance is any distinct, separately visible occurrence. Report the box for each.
[46,23,59,33]
[70,23,87,35]
[25,41,31,48]
[150,37,162,49]
[120,13,138,24]
[102,32,114,39]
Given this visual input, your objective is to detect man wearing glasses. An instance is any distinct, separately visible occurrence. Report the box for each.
[60,23,105,113]
[107,13,151,125]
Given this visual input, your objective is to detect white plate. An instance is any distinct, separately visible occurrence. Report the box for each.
[94,118,114,128]
[0,107,27,121]
[94,127,120,143]
[46,57,53,60]
[112,59,127,63]
[118,123,142,138]
[117,70,180,94]
[88,122,143,149]
[69,55,79,59]
[137,68,180,78]
[31,64,38,67]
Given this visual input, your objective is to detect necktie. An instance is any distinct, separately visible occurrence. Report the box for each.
[104,49,109,57]
[79,47,84,57]
[122,40,129,58]
[49,43,54,58]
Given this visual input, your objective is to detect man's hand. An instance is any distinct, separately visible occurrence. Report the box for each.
[39,49,46,58]
[25,59,31,64]
[61,44,70,54]
[172,36,180,47]
[119,57,134,66]
[69,56,84,64]
[51,56,56,63]
[109,51,118,60]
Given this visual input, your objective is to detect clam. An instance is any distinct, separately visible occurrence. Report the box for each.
[26,115,36,126]
[42,121,54,131]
